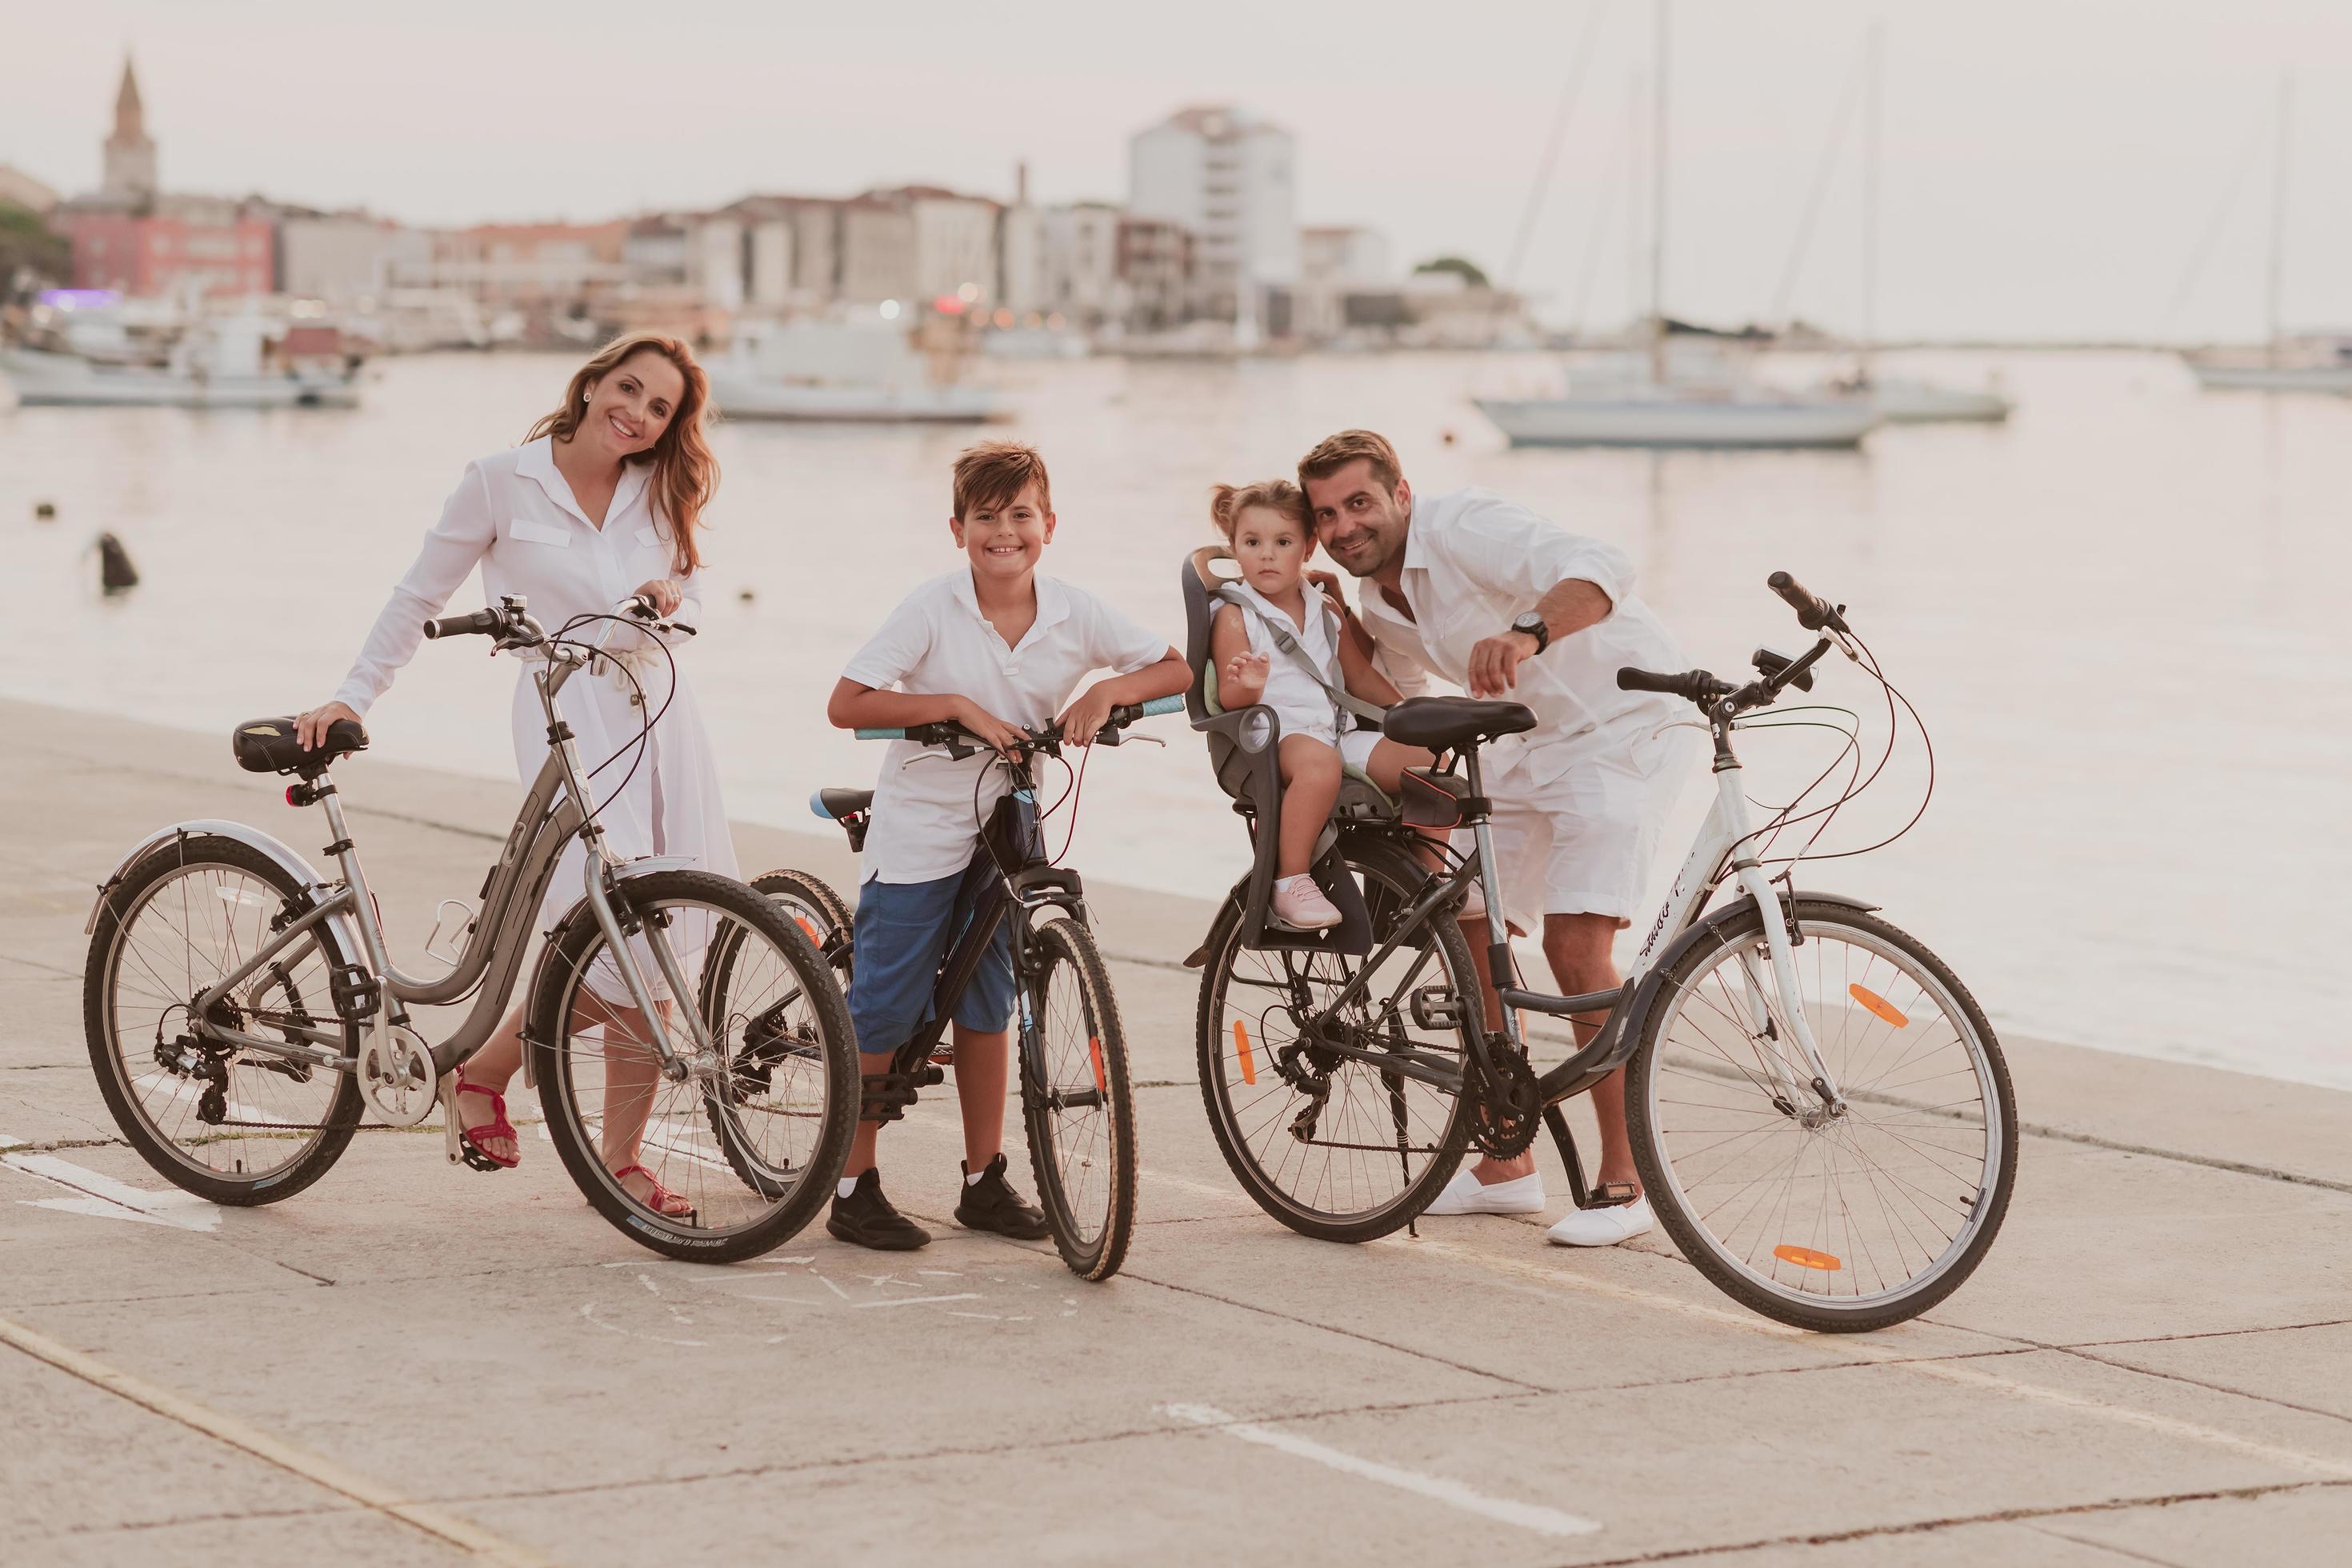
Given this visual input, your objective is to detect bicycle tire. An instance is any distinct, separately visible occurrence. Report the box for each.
[529,869,859,1262]
[1022,917,1137,1280]
[83,834,364,1205]
[1626,899,2017,1333]
[1194,834,1478,1243]
[706,868,855,1194]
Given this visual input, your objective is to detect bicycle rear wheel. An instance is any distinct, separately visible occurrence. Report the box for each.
[530,870,858,1262]
[1626,898,2017,1332]
[1022,917,1136,1280]
[83,834,363,1204]
[1194,835,1477,1242]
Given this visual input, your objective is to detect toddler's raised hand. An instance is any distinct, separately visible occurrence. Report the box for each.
[1222,651,1271,702]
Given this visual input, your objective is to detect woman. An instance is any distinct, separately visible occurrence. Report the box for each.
[295,332,733,1218]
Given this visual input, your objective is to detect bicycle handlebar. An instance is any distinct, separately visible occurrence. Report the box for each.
[1767,570,1850,634]
[422,607,504,640]
[1617,667,1737,702]
[856,694,1184,746]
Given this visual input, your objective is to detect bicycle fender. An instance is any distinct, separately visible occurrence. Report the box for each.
[1610,890,1882,1058]
[85,819,356,947]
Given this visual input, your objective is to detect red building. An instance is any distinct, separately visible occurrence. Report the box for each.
[62,197,275,299]
[50,58,276,300]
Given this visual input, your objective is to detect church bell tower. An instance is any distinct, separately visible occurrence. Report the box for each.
[102,56,158,202]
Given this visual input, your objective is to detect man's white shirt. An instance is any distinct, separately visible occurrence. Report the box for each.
[1354,487,1686,786]
[842,569,1170,885]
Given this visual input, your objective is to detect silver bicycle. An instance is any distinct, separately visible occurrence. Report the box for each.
[82,594,858,1262]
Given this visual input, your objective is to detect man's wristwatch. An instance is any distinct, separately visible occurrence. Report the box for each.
[1510,611,1550,655]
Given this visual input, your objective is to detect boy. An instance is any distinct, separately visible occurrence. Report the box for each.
[824,442,1190,1250]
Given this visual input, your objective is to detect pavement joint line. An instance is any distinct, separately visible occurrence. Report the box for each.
[2044,1342,2352,1433]
[1381,1232,2352,1481]
[2071,1315,2352,1350]
[1161,1400,1602,1538]
[2020,1520,2194,1568]
[0,1312,549,1564]
[1567,1477,2352,1566]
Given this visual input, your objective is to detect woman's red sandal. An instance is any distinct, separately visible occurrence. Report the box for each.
[612,1164,695,1221]
[446,1071,520,1171]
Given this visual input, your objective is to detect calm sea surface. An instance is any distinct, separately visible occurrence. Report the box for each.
[2,348,2344,1086]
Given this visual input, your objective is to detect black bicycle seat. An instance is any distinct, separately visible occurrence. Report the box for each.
[1380,697,1538,752]
[814,787,874,822]
[232,716,369,778]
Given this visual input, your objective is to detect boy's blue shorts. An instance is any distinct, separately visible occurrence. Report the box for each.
[847,858,1017,1057]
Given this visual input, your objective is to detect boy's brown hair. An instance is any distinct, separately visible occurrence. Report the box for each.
[1296,428,1403,496]
[953,440,1052,520]
[1209,479,1310,542]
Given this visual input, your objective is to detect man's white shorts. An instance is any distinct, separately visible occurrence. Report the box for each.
[1455,724,1696,929]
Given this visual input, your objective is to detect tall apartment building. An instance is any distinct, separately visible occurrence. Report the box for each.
[1127,105,1297,326]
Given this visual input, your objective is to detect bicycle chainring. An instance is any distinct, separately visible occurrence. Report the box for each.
[1471,1050,1542,1160]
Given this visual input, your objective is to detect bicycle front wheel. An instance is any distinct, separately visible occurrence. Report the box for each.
[529,870,858,1262]
[1022,917,1136,1280]
[1626,898,2017,1332]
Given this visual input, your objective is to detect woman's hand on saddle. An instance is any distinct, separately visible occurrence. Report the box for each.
[631,578,685,618]
[952,698,1026,759]
[294,701,361,752]
[1221,651,1271,706]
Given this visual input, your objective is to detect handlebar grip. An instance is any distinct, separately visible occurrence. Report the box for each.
[1136,695,1184,718]
[853,728,907,741]
[422,607,503,640]
[1618,666,1734,703]
[1766,570,1848,634]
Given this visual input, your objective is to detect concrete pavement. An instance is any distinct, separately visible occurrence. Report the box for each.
[3,696,2350,1566]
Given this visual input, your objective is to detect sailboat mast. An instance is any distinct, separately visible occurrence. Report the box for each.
[2266,73,2291,364]
[1650,0,1670,384]
[1862,20,1882,374]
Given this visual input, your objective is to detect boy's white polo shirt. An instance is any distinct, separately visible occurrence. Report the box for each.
[842,568,1170,886]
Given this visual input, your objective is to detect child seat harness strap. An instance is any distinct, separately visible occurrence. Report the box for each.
[1213,584,1386,730]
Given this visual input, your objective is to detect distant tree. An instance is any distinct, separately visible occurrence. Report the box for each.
[1413,255,1491,290]
[0,202,70,302]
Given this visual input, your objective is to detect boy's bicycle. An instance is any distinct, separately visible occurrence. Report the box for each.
[766,694,1185,1282]
[1190,574,2015,1332]
[81,594,859,1262]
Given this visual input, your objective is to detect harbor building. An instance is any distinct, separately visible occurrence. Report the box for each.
[1128,105,1298,330]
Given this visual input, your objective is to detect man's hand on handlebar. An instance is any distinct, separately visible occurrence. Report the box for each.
[294,700,361,751]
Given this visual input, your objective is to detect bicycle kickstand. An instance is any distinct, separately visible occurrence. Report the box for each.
[1543,1105,1638,1210]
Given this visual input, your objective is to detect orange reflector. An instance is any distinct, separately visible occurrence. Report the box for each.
[1849,983,1908,1029]
[1233,1020,1257,1085]
[1774,1244,1842,1271]
[1088,1036,1107,1096]
[792,915,820,942]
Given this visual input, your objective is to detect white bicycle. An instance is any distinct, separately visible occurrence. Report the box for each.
[1194,571,2016,1332]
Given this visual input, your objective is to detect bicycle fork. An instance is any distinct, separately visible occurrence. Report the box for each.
[1718,766,1845,1116]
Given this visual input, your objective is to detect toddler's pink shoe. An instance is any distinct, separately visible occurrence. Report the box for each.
[1271,874,1343,930]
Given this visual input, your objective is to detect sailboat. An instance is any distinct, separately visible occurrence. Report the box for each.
[2182,78,2352,394]
[1476,0,1879,450]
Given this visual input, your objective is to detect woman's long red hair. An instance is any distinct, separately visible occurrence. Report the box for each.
[526,333,717,574]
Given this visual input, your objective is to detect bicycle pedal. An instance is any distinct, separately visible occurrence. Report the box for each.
[1581,1182,1639,1210]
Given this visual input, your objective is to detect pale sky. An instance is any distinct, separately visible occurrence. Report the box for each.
[8,0,2350,342]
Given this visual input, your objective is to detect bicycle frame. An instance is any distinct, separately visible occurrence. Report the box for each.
[1303,710,1846,1117]
[154,610,705,1083]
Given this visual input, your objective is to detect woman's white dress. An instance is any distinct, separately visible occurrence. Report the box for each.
[333,436,738,947]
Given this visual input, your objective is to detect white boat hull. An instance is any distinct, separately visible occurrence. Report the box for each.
[706,374,998,424]
[2184,357,2352,394]
[1476,394,1878,449]
[0,349,359,409]
[1870,379,2013,423]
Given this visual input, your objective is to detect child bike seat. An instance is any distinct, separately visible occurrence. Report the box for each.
[1381,696,1538,753]
[232,716,369,778]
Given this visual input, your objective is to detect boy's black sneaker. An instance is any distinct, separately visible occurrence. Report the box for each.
[954,1154,1051,1240]
[826,1169,930,1251]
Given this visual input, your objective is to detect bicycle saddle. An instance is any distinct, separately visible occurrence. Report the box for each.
[813,787,874,822]
[1379,696,1538,752]
[232,716,370,778]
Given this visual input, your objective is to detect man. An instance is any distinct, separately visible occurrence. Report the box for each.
[1299,429,1692,1247]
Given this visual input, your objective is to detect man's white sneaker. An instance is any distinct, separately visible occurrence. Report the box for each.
[1545,1194,1654,1246]
[1421,1167,1546,1216]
